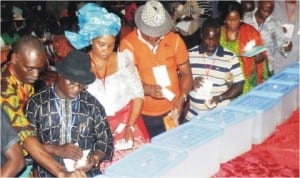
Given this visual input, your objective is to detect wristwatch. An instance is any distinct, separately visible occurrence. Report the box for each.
[91,155,100,168]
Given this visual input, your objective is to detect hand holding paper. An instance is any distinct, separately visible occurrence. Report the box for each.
[63,146,91,171]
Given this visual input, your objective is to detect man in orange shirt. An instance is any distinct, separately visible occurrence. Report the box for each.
[120,0,192,137]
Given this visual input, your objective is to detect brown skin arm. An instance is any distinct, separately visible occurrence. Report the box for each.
[23,136,68,176]
[125,98,143,141]
[0,142,25,177]
[211,83,243,104]
[43,143,83,160]
[76,150,106,172]
[174,61,193,113]
[143,83,164,99]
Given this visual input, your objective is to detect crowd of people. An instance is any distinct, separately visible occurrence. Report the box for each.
[1,0,299,177]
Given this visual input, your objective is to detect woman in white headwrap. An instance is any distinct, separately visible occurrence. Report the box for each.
[65,3,150,172]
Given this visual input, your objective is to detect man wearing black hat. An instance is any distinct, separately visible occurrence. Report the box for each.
[25,50,114,177]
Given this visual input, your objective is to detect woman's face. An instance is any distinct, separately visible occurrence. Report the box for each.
[91,35,116,60]
[225,10,241,31]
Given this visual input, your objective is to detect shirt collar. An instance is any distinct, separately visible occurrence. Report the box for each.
[197,45,224,57]
[137,29,164,53]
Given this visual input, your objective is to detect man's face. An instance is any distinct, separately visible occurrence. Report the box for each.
[140,31,161,46]
[12,49,47,84]
[202,27,220,55]
[56,76,86,99]
[257,1,274,20]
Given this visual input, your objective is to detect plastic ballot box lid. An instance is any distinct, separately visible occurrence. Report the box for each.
[105,144,187,177]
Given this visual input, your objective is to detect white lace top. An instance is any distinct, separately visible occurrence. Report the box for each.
[87,50,144,116]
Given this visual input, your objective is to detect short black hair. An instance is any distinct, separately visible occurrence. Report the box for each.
[219,1,243,24]
[13,35,46,55]
[201,18,221,35]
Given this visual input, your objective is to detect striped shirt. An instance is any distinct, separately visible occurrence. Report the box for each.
[187,45,244,120]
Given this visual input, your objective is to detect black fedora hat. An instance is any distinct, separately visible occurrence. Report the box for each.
[55,50,95,85]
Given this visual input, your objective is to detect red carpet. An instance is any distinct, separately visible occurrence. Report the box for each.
[213,108,300,177]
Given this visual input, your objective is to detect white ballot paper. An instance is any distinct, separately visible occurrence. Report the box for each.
[115,139,134,151]
[153,65,175,101]
[162,87,176,101]
[152,65,171,87]
[63,143,90,171]
[195,79,213,100]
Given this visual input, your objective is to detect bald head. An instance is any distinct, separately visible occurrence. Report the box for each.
[11,35,48,84]
[13,35,46,56]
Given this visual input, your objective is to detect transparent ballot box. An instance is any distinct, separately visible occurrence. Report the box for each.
[269,70,299,108]
[105,144,187,178]
[253,80,298,121]
[191,107,254,163]
[229,92,281,144]
[151,122,223,177]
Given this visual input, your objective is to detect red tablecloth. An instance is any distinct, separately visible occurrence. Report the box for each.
[213,108,299,177]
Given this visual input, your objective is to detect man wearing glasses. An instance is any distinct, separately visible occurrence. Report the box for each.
[25,50,114,177]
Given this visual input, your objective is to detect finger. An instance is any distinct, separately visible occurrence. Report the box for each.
[72,170,87,177]
[71,148,83,160]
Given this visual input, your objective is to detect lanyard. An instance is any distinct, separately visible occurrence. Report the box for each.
[203,48,218,78]
[52,85,79,143]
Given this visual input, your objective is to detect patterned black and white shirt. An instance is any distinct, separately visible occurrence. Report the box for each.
[26,84,114,177]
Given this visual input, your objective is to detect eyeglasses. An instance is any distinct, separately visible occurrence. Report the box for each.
[65,78,88,89]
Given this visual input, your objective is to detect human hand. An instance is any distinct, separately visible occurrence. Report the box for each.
[193,76,204,91]
[57,144,83,160]
[57,169,87,178]
[210,96,220,105]
[204,96,218,109]
[254,52,265,63]
[124,126,134,142]
[74,155,97,173]
[145,84,164,99]
[283,41,293,52]
[169,109,180,126]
